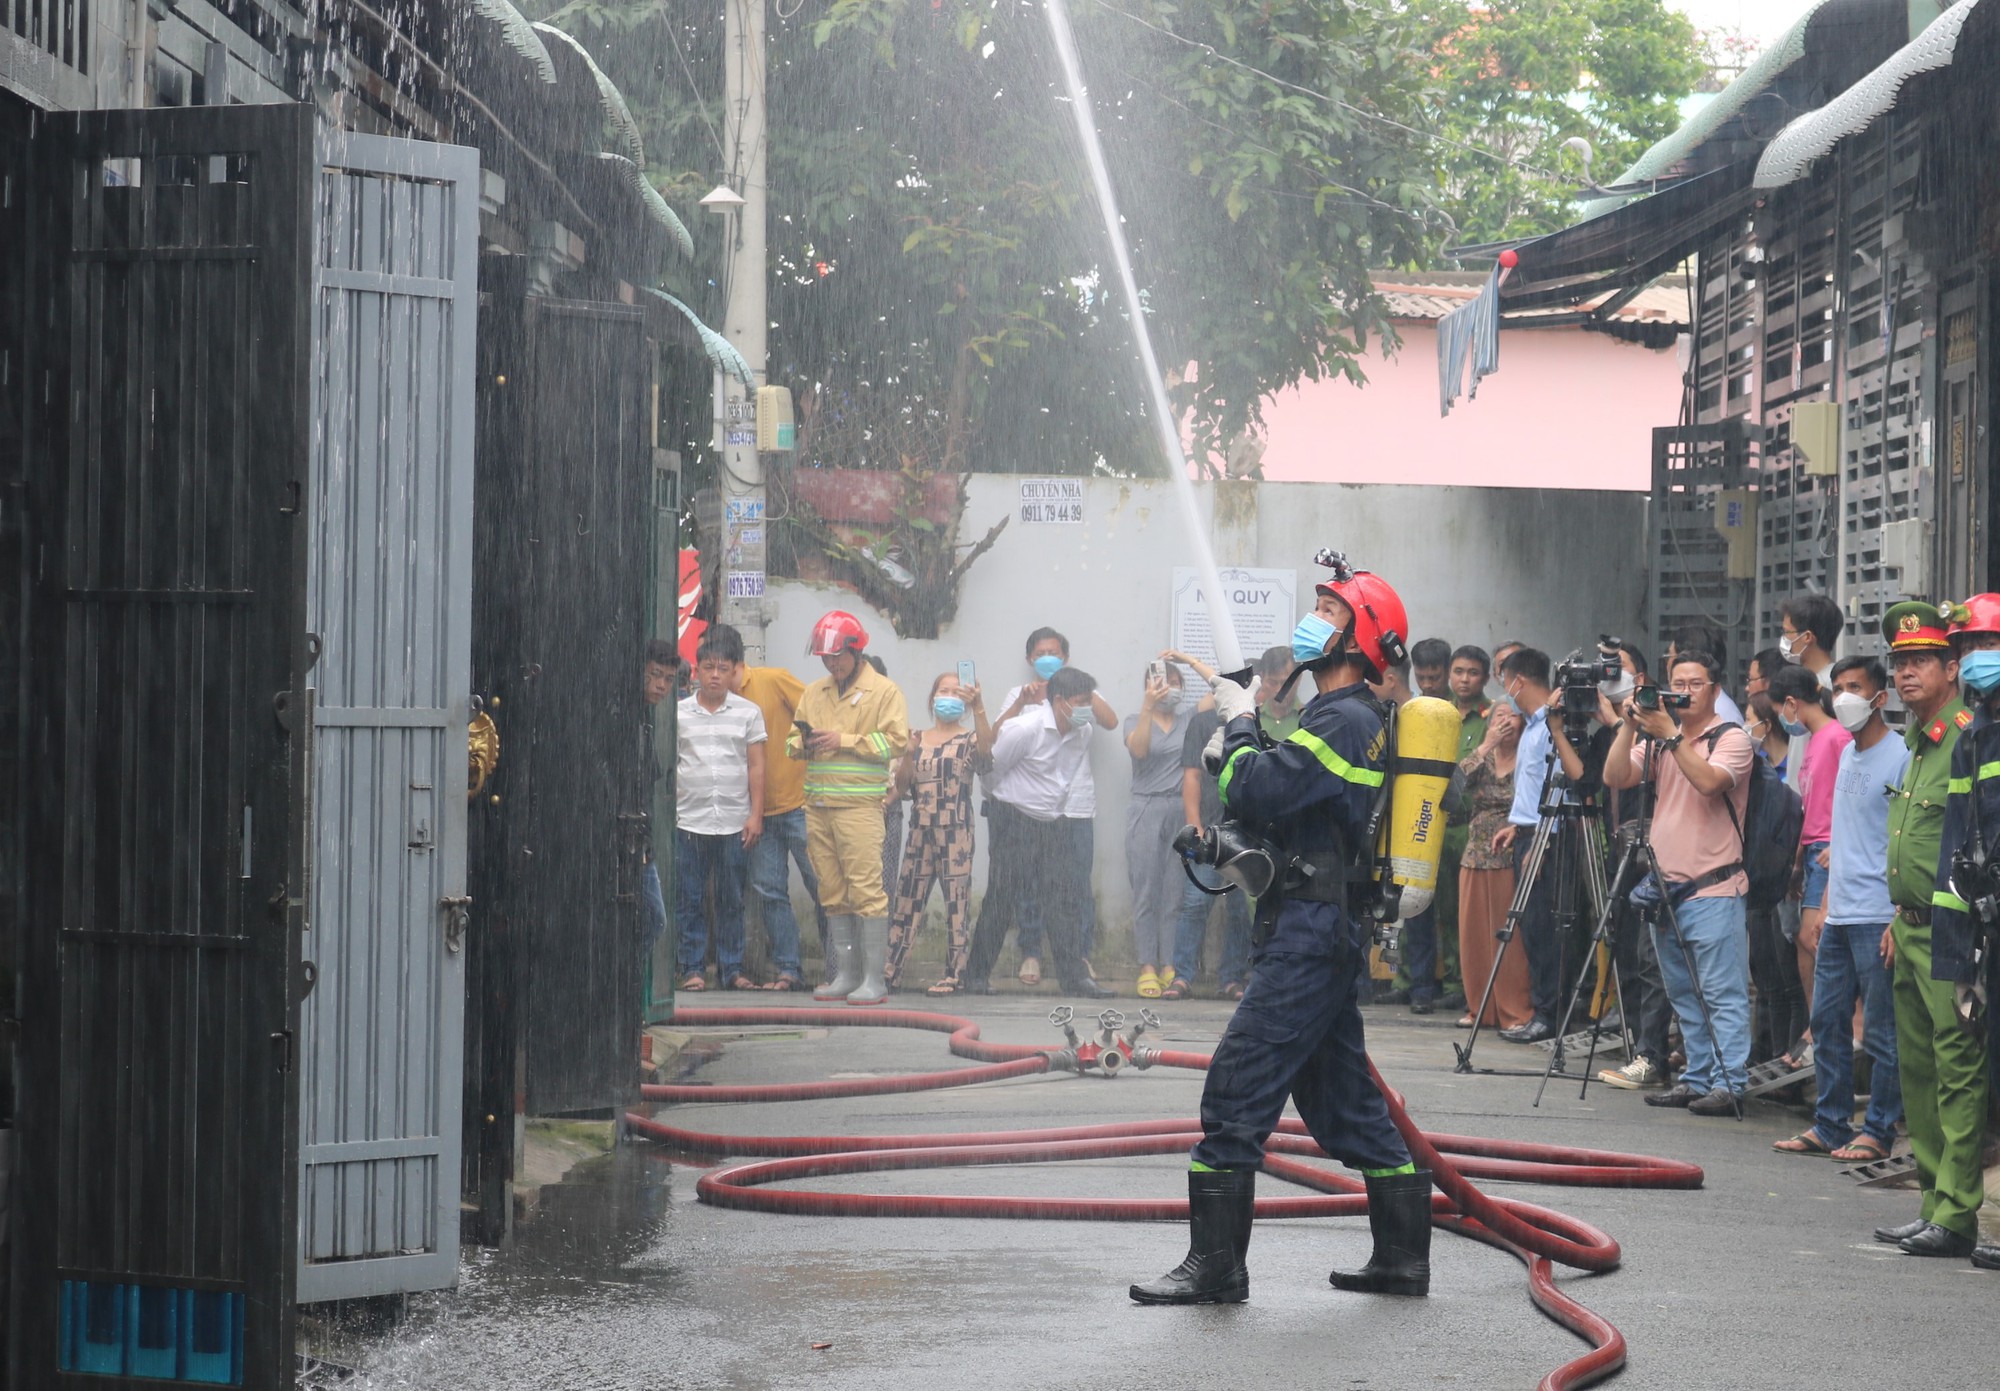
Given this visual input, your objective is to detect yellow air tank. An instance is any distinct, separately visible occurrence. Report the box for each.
[1385,696,1459,918]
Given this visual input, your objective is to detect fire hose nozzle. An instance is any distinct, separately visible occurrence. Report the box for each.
[1046,1050,1082,1073]
[1097,1047,1125,1075]
[1128,1046,1160,1069]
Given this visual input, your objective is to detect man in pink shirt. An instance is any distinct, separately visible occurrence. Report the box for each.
[1772,664,1850,1023]
[1603,650,1756,1115]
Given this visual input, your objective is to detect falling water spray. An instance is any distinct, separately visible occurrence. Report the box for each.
[1041,0,1245,671]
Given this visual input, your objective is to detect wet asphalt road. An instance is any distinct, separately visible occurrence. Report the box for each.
[338,994,2000,1390]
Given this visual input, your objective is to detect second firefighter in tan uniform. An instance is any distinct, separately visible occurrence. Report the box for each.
[788,610,909,1004]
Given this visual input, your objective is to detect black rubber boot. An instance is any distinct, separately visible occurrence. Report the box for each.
[1329,1169,1433,1296]
[1129,1169,1254,1304]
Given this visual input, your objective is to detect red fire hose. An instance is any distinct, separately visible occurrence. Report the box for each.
[626,1007,1704,1391]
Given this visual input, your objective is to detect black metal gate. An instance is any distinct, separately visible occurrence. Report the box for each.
[13,103,312,1389]
[464,270,650,1226]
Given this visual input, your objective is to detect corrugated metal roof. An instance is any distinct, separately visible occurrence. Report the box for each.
[1376,273,1689,326]
[1580,0,1834,221]
[1755,0,1983,188]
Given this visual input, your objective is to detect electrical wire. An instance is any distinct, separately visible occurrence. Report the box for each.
[661,9,730,165]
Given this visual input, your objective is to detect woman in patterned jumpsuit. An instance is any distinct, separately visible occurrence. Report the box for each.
[886,673,993,993]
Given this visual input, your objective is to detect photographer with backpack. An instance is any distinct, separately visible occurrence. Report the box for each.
[1602,650,1764,1116]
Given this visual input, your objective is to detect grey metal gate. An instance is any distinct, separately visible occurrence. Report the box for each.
[1650,419,1761,687]
[16,102,314,1389]
[296,130,478,1303]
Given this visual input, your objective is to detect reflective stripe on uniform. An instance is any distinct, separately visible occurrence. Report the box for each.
[1285,727,1386,788]
[1935,889,1971,913]
[1979,760,2000,783]
[1949,776,1973,794]
[1217,746,1253,802]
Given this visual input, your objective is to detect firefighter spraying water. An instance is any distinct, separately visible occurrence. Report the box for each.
[1133,550,1450,1305]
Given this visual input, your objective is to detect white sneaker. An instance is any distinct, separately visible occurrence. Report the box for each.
[1598,1056,1665,1089]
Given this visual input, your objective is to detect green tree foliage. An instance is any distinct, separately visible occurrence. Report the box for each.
[1415,0,1705,246]
[522,0,1702,480]
[525,0,1441,478]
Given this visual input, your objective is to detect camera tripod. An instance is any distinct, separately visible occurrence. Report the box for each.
[1532,825,1646,1105]
[1454,750,1614,1079]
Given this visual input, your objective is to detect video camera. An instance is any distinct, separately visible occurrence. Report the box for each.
[1552,636,1626,735]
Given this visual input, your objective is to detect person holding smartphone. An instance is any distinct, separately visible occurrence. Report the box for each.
[1123,651,1206,998]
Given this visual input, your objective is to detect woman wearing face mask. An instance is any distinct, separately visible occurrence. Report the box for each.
[886,674,992,994]
[1124,652,1212,997]
[1772,663,1850,1055]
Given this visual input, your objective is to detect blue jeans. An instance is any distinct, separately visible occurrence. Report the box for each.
[642,861,668,956]
[746,807,816,980]
[1651,893,1751,1095]
[677,829,747,980]
[1811,920,1903,1146]
[1171,862,1252,987]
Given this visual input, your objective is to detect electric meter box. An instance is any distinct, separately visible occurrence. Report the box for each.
[756,385,796,452]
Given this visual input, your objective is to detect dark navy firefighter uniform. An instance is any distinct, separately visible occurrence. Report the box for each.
[1931,708,2000,990]
[1193,679,1413,1176]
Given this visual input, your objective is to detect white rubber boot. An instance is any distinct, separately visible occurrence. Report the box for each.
[814,915,862,1000]
[846,918,890,1005]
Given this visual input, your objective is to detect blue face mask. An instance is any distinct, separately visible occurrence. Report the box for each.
[933,696,966,722]
[1963,650,2000,695]
[1067,703,1095,731]
[1779,715,1808,738]
[1291,612,1338,664]
[1033,653,1065,681]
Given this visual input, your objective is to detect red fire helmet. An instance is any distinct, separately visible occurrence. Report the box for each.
[1946,594,2000,645]
[1314,563,1410,677]
[807,609,870,657]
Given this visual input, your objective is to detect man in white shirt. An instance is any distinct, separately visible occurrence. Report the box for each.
[965,668,1112,999]
[675,629,767,990]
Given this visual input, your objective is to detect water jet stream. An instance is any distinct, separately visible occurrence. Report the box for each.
[1042,0,1244,670]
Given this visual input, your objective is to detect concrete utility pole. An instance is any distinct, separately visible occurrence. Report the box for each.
[717,0,770,665]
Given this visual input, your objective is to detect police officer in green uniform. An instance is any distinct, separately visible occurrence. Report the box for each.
[1874,600,1982,1258]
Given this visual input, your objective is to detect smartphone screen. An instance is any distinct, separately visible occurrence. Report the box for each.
[957,659,976,688]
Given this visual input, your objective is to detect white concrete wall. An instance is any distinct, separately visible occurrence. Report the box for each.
[758,476,1648,964]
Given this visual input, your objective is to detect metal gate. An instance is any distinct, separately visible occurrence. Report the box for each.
[1836,117,1935,658]
[16,103,314,1389]
[296,132,478,1303]
[469,279,650,1122]
[1650,419,1761,685]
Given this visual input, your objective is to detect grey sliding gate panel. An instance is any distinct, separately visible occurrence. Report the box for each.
[297,130,478,1303]
[17,102,313,1390]
[1837,118,1933,658]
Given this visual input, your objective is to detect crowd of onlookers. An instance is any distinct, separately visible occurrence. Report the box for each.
[648,589,2000,1264]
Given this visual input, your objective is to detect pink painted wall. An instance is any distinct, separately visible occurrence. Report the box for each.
[1253,324,1679,491]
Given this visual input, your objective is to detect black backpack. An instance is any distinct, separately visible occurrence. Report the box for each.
[1700,722,1805,910]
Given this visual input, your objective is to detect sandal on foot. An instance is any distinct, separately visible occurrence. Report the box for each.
[1222,982,1245,1002]
[726,974,760,991]
[1017,956,1042,986]
[679,973,707,992]
[1773,1130,1834,1156]
[762,975,803,992]
[1161,977,1192,1001]
[927,977,963,996]
[1137,968,1162,999]
[1831,1135,1890,1163]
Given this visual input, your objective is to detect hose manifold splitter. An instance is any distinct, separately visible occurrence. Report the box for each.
[1046,1006,1165,1075]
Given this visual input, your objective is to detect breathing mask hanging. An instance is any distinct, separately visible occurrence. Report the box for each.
[1173,822,1284,899]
